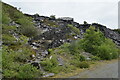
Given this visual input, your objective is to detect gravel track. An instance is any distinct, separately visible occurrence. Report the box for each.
[70,61,118,78]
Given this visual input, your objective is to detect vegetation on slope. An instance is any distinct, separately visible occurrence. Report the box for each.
[1,1,119,78]
[113,29,120,34]
[40,26,119,74]
[2,2,41,78]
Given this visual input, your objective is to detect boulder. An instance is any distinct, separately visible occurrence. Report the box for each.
[42,73,55,77]
[59,17,73,22]
[57,57,64,66]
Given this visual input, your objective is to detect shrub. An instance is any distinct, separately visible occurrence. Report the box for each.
[2,14,10,24]
[17,64,41,78]
[73,54,85,62]
[79,55,86,61]
[19,35,28,45]
[2,46,16,70]
[113,29,120,34]
[2,2,38,37]
[84,21,88,24]
[97,39,118,60]
[40,55,59,73]
[68,41,81,55]
[43,19,59,27]
[81,26,118,60]
[2,46,41,78]
[78,61,89,68]
[2,34,17,45]
[70,59,79,67]
[81,26,105,53]
[17,18,38,37]
[97,45,112,60]
[50,66,62,74]
[60,43,70,49]
[67,24,80,34]
[50,15,56,19]
[48,49,53,54]
[91,56,100,61]
[14,47,33,62]
[2,25,16,34]
[59,43,70,53]
[2,10,10,24]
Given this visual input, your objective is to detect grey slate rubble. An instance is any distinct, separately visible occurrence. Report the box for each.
[25,14,120,50]
[25,14,120,61]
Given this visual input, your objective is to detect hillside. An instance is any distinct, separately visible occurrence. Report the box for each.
[1,2,120,78]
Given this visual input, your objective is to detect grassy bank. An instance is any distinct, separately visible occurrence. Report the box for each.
[52,59,118,78]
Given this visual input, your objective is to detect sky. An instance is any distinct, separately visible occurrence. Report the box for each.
[2,0,120,29]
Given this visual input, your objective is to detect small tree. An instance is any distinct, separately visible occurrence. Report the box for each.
[34,13,40,17]
[81,26,118,60]
[81,26,105,54]
[50,15,56,19]
[84,21,88,24]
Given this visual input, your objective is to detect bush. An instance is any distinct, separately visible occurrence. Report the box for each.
[40,55,59,73]
[2,34,17,45]
[16,64,41,78]
[68,41,83,55]
[2,11,10,24]
[48,49,54,54]
[49,66,62,74]
[2,2,38,38]
[17,18,38,37]
[50,15,56,19]
[60,43,70,49]
[81,26,118,60]
[70,59,79,67]
[2,46,41,78]
[2,25,16,34]
[91,56,100,61]
[2,46,16,70]
[67,24,80,34]
[14,47,33,62]
[71,60,89,68]
[43,19,59,27]
[79,55,86,61]
[113,29,120,34]
[73,54,85,61]
[78,61,89,68]
[81,26,105,53]
[97,39,118,60]
[59,43,70,53]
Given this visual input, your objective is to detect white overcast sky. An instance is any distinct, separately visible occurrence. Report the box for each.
[2,0,120,29]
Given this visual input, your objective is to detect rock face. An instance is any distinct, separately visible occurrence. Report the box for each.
[78,23,120,46]
[92,23,120,46]
[25,14,120,50]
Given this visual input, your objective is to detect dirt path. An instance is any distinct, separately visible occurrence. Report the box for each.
[70,60,118,78]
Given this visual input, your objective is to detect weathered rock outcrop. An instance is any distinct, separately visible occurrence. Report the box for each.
[25,14,120,50]
[78,23,120,46]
